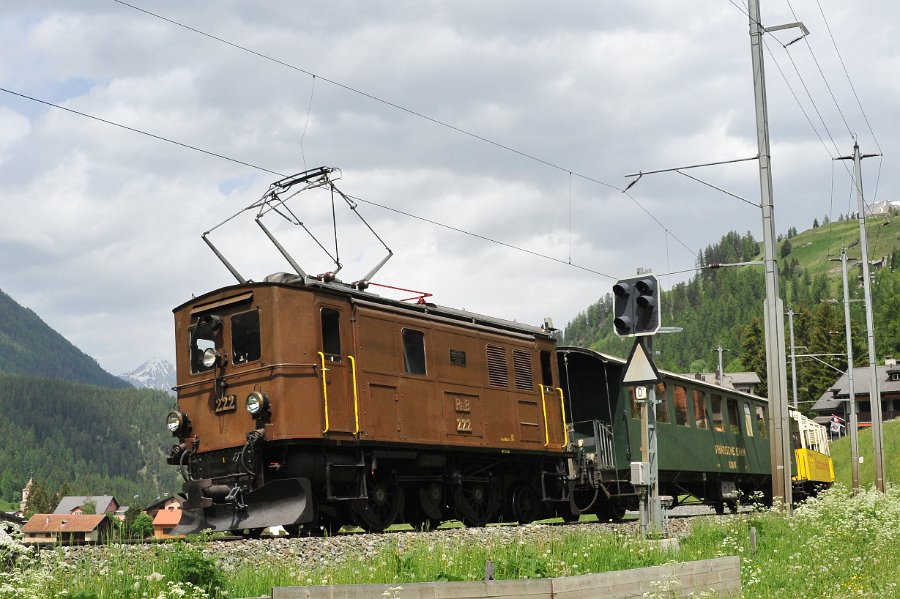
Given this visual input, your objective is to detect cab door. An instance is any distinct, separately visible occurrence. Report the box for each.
[317,304,358,437]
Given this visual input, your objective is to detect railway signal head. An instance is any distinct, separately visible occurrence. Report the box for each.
[612,274,660,337]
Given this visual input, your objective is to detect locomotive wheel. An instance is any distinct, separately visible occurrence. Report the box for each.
[407,484,443,531]
[351,475,404,532]
[594,500,626,523]
[453,480,496,527]
[510,484,541,525]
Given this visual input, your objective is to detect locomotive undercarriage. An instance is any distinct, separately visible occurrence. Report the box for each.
[172,438,589,536]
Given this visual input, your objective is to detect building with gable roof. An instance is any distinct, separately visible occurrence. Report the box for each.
[22,513,109,544]
[54,495,120,517]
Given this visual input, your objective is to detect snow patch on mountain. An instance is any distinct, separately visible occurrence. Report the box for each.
[119,358,176,395]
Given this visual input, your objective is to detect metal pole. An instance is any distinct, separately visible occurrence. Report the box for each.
[841,248,860,493]
[851,142,886,492]
[748,0,793,510]
[788,309,798,409]
[647,337,662,535]
[716,345,725,385]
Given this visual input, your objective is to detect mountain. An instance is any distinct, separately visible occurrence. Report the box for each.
[563,213,900,409]
[119,358,176,396]
[0,372,180,509]
[0,288,129,389]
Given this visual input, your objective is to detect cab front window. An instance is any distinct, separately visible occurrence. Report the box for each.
[232,310,261,365]
[189,315,221,374]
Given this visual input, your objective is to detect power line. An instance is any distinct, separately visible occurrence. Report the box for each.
[0,87,284,177]
[110,0,698,259]
[0,85,617,280]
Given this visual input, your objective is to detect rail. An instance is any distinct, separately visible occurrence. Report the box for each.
[348,355,360,436]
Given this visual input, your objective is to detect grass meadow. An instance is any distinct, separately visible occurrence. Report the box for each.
[3,484,900,598]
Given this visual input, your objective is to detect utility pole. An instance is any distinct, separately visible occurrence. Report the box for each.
[716,345,726,385]
[837,142,885,492]
[840,248,860,493]
[788,309,799,409]
[748,0,794,510]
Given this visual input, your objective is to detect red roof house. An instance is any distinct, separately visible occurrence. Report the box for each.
[22,513,109,544]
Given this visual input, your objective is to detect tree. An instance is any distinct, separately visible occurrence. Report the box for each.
[25,480,52,517]
[741,318,768,397]
[131,513,154,539]
[780,239,793,258]
[813,218,820,228]
[80,499,97,515]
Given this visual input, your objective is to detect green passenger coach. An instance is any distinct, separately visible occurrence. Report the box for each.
[558,347,832,517]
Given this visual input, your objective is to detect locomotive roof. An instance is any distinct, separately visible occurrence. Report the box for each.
[176,274,555,340]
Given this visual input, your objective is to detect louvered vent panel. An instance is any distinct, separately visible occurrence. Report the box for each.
[486,344,509,387]
[512,349,533,391]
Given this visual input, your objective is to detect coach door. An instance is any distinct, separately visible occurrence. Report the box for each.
[318,305,358,437]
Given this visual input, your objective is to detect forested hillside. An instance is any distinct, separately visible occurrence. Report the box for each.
[564,214,900,412]
[0,373,179,508]
[0,288,129,388]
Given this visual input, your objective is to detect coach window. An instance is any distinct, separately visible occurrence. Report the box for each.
[402,328,427,375]
[726,398,741,434]
[674,386,689,426]
[755,405,768,438]
[656,383,669,423]
[231,310,261,365]
[693,390,709,429]
[711,395,724,431]
[321,308,342,361]
[743,403,754,437]
[540,350,553,387]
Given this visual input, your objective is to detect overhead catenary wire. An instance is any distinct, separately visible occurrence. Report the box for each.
[0,85,618,280]
[109,0,698,261]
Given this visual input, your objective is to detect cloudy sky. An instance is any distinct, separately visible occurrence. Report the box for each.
[1,0,896,375]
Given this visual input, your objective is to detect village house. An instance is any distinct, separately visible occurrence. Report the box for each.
[152,502,184,539]
[21,513,109,544]
[812,358,900,427]
[54,495,124,520]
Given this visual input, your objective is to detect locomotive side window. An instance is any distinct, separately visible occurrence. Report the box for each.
[656,382,669,423]
[755,405,768,438]
[693,390,709,429]
[540,350,553,387]
[743,403,754,437]
[402,328,427,375]
[673,386,689,426]
[231,310,261,365]
[726,398,741,434]
[711,395,724,432]
[321,308,342,361]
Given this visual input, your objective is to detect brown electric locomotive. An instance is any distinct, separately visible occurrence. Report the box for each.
[168,273,571,534]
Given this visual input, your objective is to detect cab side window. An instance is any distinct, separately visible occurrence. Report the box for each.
[402,328,427,375]
[540,350,554,387]
[321,308,342,361]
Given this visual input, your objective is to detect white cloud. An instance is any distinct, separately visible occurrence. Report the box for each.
[0,0,896,373]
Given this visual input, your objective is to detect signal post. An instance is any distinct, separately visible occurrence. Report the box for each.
[613,274,663,536]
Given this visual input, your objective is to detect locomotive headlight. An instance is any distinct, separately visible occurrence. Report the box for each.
[246,391,266,415]
[166,410,187,434]
[201,348,220,368]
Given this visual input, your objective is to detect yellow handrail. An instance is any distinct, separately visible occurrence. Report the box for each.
[540,385,550,447]
[348,355,360,436]
[556,387,569,449]
[318,351,330,434]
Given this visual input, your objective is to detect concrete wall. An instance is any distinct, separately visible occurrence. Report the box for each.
[271,556,741,598]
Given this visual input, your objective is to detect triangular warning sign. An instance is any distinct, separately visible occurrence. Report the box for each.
[621,338,662,385]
